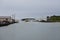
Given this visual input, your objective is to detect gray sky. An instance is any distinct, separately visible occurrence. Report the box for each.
[0,0,60,19]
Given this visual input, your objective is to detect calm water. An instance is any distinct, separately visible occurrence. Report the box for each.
[0,22,60,40]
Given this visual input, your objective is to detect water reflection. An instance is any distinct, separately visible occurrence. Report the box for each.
[0,22,60,40]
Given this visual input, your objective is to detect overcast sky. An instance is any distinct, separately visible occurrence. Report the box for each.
[0,0,60,19]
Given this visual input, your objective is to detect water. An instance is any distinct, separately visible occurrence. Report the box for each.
[0,22,60,40]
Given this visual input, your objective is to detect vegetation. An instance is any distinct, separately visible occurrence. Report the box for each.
[47,15,60,22]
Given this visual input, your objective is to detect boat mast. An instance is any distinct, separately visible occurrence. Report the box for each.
[12,14,15,19]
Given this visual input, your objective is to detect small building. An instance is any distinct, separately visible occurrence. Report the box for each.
[47,15,60,22]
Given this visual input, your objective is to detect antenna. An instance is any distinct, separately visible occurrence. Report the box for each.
[12,14,15,19]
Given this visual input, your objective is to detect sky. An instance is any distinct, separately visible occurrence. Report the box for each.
[0,0,60,19]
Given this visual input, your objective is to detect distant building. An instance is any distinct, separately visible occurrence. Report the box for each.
[21,18,36,22]
[47,15,60,22]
